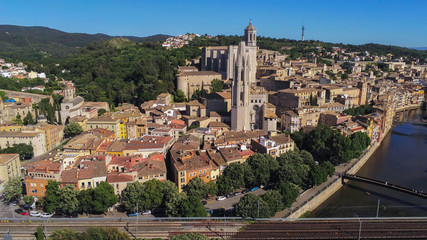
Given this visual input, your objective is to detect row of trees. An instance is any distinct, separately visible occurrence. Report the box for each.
[121,179,206,217]
[291,124,371,165]
[43,181,118,215]
[343,104,374,116]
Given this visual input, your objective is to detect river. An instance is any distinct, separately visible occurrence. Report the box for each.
[310,109,427,218]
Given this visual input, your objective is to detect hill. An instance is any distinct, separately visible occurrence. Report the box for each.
[0,25,170,63]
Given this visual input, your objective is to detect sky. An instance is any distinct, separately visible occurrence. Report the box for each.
[1,0,426,48]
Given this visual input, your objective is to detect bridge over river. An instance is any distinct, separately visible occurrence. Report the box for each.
[342,174,427,199]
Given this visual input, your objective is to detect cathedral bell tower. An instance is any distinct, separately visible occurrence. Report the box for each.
[244,20,257,47]
[231,21,258,131]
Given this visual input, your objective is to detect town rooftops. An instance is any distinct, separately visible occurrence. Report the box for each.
[27,160,62,173]
[0,154,19,165]
[107,173,134,183]
[0,131,42,138]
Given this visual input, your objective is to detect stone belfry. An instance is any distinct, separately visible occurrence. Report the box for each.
[231,21,258,131]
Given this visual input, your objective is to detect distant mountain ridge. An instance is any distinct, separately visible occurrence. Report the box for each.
[411,47,427,51]
[0,25,171,62]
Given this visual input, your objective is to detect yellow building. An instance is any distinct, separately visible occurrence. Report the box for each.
[69,116,88,131]
[0,124,23,132]
[35,123,65,151]
[0,154,21,184]
[87,116,121,139]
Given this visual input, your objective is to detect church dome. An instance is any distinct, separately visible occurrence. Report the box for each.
[245,20,256,31]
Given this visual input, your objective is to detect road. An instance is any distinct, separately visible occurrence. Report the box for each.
[205,188,266,210]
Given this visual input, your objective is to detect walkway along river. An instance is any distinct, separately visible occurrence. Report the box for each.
[310,109,427,218]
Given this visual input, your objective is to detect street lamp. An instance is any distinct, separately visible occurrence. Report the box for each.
[354,213,362,240]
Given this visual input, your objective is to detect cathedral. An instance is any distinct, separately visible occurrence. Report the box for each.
[230,21,277,132]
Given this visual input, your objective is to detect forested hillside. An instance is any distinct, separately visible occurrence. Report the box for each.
[0,25,170,63]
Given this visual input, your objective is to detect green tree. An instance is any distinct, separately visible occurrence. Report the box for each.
[44,180,61,213]
[139,179,163,211]
[13,114,23,125]
[78,188,94,214]
[186,177,208,199]
[275,180,299,208]
[276,151,310,186]
[59,184,79,215]
[23,112,35,125]
[246,153,278,186]
[97,108,107,116]
[23,195,35,206]
[173,90,187,102]
[64,122,84,137]
[170,232,208,240]
[235,193,271,218]
[206,181,218,197]
[210,78,223,93]
[0,143,34,160]
[160,180,179,207]
[261,190,284,216]
[121,181,145,212]
[3,177,22,202]
[216,175,233,196]
[36,226,45,240]
[165,192,206,217]
[84,227,130,240]
[92,181,118,213]
[50,229,80,240]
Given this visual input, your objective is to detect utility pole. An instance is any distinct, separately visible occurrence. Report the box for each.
[354,213,362,240]
[136,202,139,237]
[376,199,380,218]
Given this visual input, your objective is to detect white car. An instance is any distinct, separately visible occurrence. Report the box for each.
[142,210,151,215]
[40,213,53,218]
[217,196,227,201]
[30,211,41,217]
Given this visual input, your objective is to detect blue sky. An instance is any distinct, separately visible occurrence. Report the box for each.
[1,0,426,47]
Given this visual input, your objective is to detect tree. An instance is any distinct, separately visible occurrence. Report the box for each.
[173,89,187,102]
[160,180,179,207]
[235,193,271,218]
[275,180,299,208]
[246,153,278,186]
[50,229,80,240]
[59,184,79,215]
[139,179,164,211]
[64,122,83,137]
[92,181,118,213]
[0,143,34,160]
[23,112,35,125]
[97,108,107,116]
[23,195,35,206]
[121,181,145,212]
[84,227,130,240]
[78,188,94,214]
[261,190,284,216]
[170,232,208,240]
[44,180,61,213]
[186,177,208,199]
[13,114,23,125]
[165,192,206,217]
[216,175,233,196]
[210,78,223,93]
[3,177,22,202]
[36,226,45,240]
[276,151,310,187]
[206,181,218,197]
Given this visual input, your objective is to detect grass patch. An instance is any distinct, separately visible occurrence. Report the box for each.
[299,211,311,218]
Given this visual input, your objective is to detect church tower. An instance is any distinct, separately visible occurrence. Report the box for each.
[231,21,258,131]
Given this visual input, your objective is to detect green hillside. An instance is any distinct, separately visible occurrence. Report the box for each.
[0,25,170,63]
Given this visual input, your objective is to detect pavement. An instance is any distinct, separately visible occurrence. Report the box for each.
[205,188,266,210]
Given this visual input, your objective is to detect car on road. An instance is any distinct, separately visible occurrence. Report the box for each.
[30,211,41,217]
[20,211,30,216]
[234,192,241,196]
[250,187,258,192]
[127,212,139,217]
[226,194,234,198]
[217,196,226,201]
[142,210,151,215]
[242,189,250,194]
[201,200,208,205]
[40,213,53,218]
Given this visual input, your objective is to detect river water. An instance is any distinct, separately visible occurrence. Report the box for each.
[310,109,427,218]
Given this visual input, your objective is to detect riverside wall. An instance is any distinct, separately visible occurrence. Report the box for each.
[287,126,392,218]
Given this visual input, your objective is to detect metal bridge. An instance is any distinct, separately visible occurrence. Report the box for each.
[342,174,427,199]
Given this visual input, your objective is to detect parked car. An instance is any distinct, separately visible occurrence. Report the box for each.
[20,211,30,216]
[201,201,208,205]
[40,213,53,218]
[251,187,258,192]
[15,208,24,214]
[127,212,139,217]
[226,194,234,198]
[142,210,151,215]
[217,196,226,201]
[30,211,41,217]
[234,192,242,196]
[242,189,251,194]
